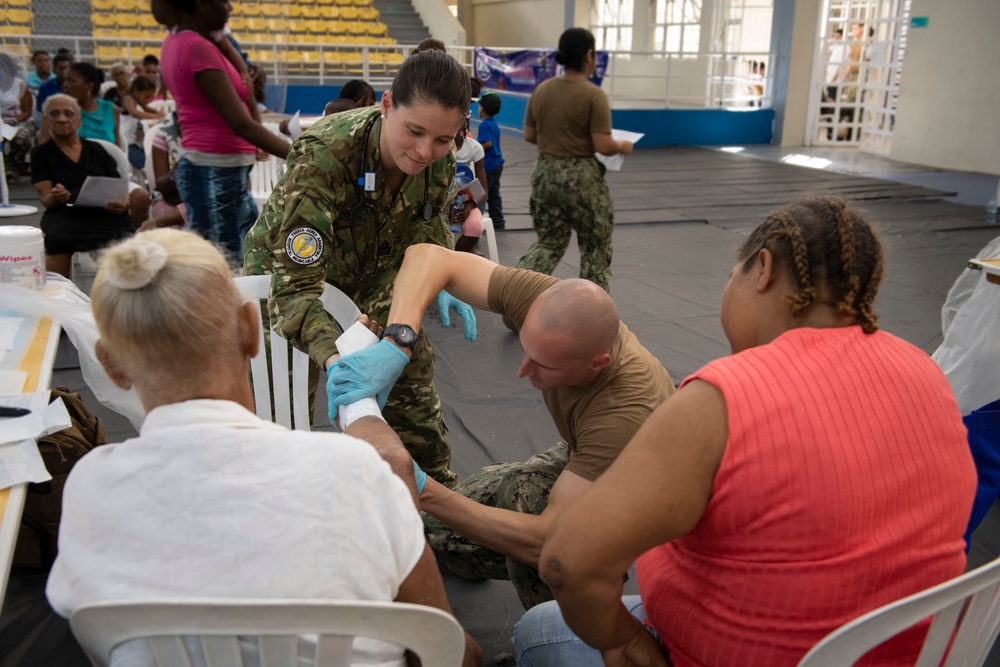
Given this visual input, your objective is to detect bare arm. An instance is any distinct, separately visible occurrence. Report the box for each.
[523,125,537,144]
[384,244,497,334]
[15,86,32,123]
[123,96,164,120]
[472,158,488,206]
[34,180,71,209]
[395,546,483,667]
[421,468,592,568]
[592,132,633,157]
[539,380,727,652]
[345,415,419,503]
[194,68,290,158]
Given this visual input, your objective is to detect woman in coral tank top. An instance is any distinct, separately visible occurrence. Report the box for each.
[514,196,976,667]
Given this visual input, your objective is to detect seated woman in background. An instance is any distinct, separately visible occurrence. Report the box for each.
[138,110,186,232]
[45,228,481,667]
[0,71,34,183]
[31,94,136,277]
[517,196,977,667]
[62,62,120,146]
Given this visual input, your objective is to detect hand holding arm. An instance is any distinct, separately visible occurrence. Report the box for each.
[35,182,71,209]
[325,339,410,410]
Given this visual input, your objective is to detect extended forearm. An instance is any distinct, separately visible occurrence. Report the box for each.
[420,478,547,566]
[346,416,418,501]
[548,571,638,650]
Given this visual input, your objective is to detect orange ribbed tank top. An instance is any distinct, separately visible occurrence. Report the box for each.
[637,327,976,667]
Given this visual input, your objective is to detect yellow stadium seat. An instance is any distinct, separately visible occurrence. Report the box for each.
[5,7,31,22]
[239,3,262,16]
[91,0,115,10]
[366,22,386,36]
[228,16,246,30]
[137,14,159,28]
[268,18,288,32]
[5,0,32,7]
[332,0,351,5]
[338,6,357,19]
[358,7,378,20]
[2,25,31,35]
[288,19,308,33]
[352,0,369,6]
[286,5,301,18]
[91,12,116,28]
[246,17,268,31]
[260,3,282,17]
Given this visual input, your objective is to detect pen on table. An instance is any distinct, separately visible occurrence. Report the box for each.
[0,407,31,418]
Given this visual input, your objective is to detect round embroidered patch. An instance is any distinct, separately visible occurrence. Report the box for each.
[285,227,324,265]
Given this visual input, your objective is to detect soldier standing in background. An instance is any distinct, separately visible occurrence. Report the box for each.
[518,27,634,292]
[244,51,477,487]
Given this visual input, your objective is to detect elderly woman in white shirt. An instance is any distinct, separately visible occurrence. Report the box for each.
[45,228,481,667]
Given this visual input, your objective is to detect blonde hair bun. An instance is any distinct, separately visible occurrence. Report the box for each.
[102,238,169,290]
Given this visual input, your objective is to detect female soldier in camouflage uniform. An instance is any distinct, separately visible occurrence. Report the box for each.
[244,51,474,487]
[517,28,634,292]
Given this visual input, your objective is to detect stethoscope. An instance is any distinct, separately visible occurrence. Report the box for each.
[349,111,434,278]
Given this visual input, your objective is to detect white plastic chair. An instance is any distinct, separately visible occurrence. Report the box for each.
[142,121,159,192]
[234,275,360,430]
[70,598,466,667]
[249,122,286,207]
[797,556,1000,667]
[482,214,499,264]
[92,139,130,182]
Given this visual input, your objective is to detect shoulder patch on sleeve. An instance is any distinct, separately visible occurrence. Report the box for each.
[285,227,325,265]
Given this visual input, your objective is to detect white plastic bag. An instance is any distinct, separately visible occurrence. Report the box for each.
[932,261,1000,416]
[0,275,145,429]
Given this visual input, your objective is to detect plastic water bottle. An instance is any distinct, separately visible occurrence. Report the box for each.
[987,196,998,226]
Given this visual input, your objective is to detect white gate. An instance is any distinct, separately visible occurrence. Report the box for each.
[809,0,910,155]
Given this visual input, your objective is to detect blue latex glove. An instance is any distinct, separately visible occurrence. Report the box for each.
[413,460,427,494]
[326,339,409,417]
[437,289,477,342]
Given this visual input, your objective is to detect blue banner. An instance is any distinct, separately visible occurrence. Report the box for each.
[473,48,608,94]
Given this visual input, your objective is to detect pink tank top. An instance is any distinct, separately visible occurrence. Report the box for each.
[637,327,975,667]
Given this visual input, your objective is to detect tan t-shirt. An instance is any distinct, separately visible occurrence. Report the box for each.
[524,76,613,158]
[488,266,676,481]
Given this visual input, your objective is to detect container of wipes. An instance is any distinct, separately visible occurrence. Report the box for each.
[0,226,45,291]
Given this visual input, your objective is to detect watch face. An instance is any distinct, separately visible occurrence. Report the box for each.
[396,327,416,343]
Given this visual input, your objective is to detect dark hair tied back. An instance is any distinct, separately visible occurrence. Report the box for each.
[391,50,470,113]
[556,27,596,71]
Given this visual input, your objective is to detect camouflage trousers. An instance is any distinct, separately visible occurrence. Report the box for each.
[423,442,569,610]
[517,155,615,292]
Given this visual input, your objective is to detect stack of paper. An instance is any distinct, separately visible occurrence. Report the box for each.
[0,392,72,489]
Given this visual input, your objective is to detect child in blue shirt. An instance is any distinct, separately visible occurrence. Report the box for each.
[477,93,505,230]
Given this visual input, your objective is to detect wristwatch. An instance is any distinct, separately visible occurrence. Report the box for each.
[381,323,419,351]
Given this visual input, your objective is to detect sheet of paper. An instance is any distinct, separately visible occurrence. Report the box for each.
[288,111,303,140]
[41,397,71,437]
[0,391,49,445]
[0,317,22,350]
[0,370,27,394]
[0,438,52,488]
[595,129,646,172]
[0,121,17,141]
[73,176,128,208]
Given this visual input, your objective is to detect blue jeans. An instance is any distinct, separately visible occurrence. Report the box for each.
[175,158,258,259]
[514,595,652,666]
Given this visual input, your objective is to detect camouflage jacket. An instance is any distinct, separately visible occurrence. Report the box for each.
[244,106,457,367]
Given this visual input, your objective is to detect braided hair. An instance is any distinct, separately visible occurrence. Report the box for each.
[737,196,884,333]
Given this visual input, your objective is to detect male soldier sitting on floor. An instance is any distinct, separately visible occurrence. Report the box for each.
[327,244,675,609]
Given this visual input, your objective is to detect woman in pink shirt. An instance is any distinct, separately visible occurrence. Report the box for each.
[516,196,977,667]
[158,0,288,258]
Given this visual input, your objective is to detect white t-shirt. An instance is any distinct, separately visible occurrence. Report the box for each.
[455,135,484,185]
[47,399,425,667]
[827,41,847,82]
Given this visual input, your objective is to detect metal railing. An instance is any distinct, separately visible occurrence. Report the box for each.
[2,33,774,110]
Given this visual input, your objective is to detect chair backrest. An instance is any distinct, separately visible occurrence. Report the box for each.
[91,139,130,182]
[142,120,159,191]
[482,215,500,264]
[70,598,466,667]
[797,556,1000,667]
[233,275,360,430]
[249,123,287,207]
